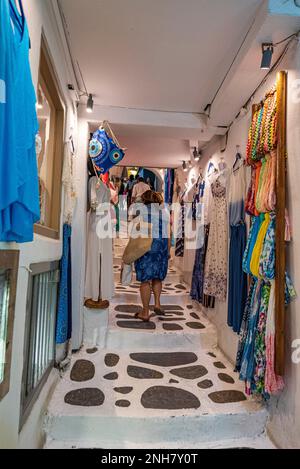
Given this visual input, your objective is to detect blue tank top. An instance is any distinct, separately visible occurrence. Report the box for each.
[0,0,40,243]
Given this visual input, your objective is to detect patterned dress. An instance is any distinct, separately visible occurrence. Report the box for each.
[203,175,228,302]
[135,206,169,283]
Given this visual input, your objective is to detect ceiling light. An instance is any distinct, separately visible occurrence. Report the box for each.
[182,161,188,172]
[193,147,202,162]
[87,93,94,113]
[261,43,274,70]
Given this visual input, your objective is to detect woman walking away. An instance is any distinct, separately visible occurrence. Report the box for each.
[134,191,171,322]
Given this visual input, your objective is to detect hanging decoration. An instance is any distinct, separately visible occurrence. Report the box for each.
[89,121,125,175]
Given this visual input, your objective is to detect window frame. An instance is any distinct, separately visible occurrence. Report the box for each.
[0,250,19,401]
[34,35,65,240]
[19,260,60,430]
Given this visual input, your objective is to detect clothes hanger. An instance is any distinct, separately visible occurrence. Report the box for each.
[218,156,227,172]
[68,135,75,155]
[233,146,244,172]
[207,161,217,176]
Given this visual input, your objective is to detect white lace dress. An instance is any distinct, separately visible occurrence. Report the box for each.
[203,173,228,302]
[85,177,114,301]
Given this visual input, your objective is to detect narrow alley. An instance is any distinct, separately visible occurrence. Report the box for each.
[1,0,300,452]
[44,236,273,449]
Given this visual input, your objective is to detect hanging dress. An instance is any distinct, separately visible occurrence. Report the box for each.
[56,143,77,344]
[203,173,228,302]
[190,181,206,303]
[85,177,114,302]
[175,190,186,258]
[0,0,17,225]
[190,177,215,308]
[227,164,248,334]
[0,0,40,243]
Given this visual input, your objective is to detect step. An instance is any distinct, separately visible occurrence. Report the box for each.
[106,302,217,351]
[45,434,275,449]
[44,348,268,448]
[114,280,189,304]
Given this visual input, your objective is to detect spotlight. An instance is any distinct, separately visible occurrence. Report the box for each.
[261,43,274,70]
[86,93,94,113]
[193,147,202,162]
[182,161,188,172]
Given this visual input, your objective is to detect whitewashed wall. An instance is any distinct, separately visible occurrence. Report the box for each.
[0,0,77,449]
[179,41,300,448]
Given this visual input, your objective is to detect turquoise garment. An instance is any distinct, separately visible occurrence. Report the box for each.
[0,0,17,213]
[0,0,40,243]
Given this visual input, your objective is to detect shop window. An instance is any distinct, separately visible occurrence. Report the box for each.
[35,37,65,240]
[20,261,60,428]
[0,251,19,401]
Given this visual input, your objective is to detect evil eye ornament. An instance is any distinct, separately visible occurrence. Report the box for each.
[89,128,125,174]
[110,148,124,164]
[89,138,103,158]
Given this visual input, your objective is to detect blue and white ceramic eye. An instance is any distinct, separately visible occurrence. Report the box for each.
[109,148,124,163]
[89,138,103,158]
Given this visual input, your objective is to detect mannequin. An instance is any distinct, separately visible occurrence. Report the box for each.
[84,161,114,309]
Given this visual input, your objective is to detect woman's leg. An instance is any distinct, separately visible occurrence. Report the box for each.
[152,279,162,309]
[139,281,152,319]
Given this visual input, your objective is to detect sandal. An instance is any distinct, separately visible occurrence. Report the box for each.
[154,307,165,316]
[134,312,154,323]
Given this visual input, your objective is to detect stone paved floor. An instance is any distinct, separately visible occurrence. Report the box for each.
[45,240,271,449]
[50,347,263,417]
[115,281,189,297]
[109,303,210,333]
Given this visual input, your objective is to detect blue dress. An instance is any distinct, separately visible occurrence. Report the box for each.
[0,0,40,243]
[135,206,169,283]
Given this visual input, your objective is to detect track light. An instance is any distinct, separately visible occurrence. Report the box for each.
[86,93,94,113]
[261,43,274,70]
[188,160,193,169]
[193,147,202,162]
[182,161,188,172]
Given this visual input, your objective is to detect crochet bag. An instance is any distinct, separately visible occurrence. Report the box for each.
[122,219,153,265]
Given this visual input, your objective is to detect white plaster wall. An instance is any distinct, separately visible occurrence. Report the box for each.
[71,119,89,350]
[0,0,77,449]
[180,41,300,448]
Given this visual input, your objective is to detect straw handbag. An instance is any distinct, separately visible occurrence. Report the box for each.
[122,219,152,265]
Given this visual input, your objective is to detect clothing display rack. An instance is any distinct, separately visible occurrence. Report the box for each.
[247,71,288,377]
[275,71,287,376]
